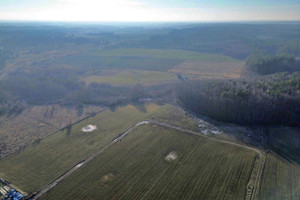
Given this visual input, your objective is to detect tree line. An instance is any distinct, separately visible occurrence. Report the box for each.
[177,72,300,127]
[245,53,300,75]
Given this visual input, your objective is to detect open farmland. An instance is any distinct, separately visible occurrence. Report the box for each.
[36,54,183,72]
[170,60,244,79]
[96,48,237,62]
[259,127,300,200]
[23,48,244,87]
[0,105,104,158]
[83,69,177,86]
[0,104,160,193]
[81,48,242,86]
[41,124,257,200]
[148,104,199,130]
[259,152,300,200]
[33,48,239,74]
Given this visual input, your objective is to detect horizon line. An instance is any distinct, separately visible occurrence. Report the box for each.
[1,19,300,24]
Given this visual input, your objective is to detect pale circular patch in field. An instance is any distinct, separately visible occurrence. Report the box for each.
[81,125,97,132]
[101,173,115,183]
[165,151,178,162]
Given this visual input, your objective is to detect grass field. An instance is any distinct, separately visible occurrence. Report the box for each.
[0,105,104,158]
[149,104,198,130]
[83,70,177,86]
[259,127,300,200]
[0,104,160,193]
[36,48,240,75]
[41,124,257,200]
[97,48,238,62]
[170,60,244,79]
[39,54,183,72]
[259,152,300,200]
[81,50,243,86]
[2,103,297,199]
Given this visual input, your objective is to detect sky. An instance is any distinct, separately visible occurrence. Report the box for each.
[0,0,299,22]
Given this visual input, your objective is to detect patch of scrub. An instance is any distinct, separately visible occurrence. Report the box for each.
[165,151,178,162]
[81,125,97,133]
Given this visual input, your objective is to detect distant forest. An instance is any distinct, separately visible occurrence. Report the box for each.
[245,53,300,75]
[0,22,300,126]
[178,70,300,127]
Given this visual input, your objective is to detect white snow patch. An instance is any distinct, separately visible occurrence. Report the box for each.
[75,162,84,168]
[198,124,206,128]
[82,125,97,132]
[165,151,178,162]
[202,129,209,135]
[211,130,221,135]
[136,121,149,126]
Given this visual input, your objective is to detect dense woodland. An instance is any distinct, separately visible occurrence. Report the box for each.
[245,53,300,75]
[178,71,300,127]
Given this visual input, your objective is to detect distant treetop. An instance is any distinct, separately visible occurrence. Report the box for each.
[245,53,299,75]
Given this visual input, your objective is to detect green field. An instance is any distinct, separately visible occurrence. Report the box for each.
[1,103,298,199]
[42,124,257,200]
[39,54,183,72]
[29,48,245,87]
[170,60,244,79]
[0,105,104,158]
[149,104,198,130]
[259,153,300,200]
[81,49,242,85]
[97,48,238,62]
[84,70,177,86]
[36,48,240,74]
[258,127,300,200]
[0,104,160,193]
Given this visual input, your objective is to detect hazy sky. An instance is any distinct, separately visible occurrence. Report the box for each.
[0,0,299,22]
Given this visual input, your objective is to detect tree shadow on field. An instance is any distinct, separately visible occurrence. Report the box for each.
[66,125,72,136]
[205,115,300,164]
[109,106,117,112]
[76,104,83,117]
[265,127,300,164]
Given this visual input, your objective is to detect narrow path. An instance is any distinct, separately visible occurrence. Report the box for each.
[31,120,264,200]
[149,120,262,154]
